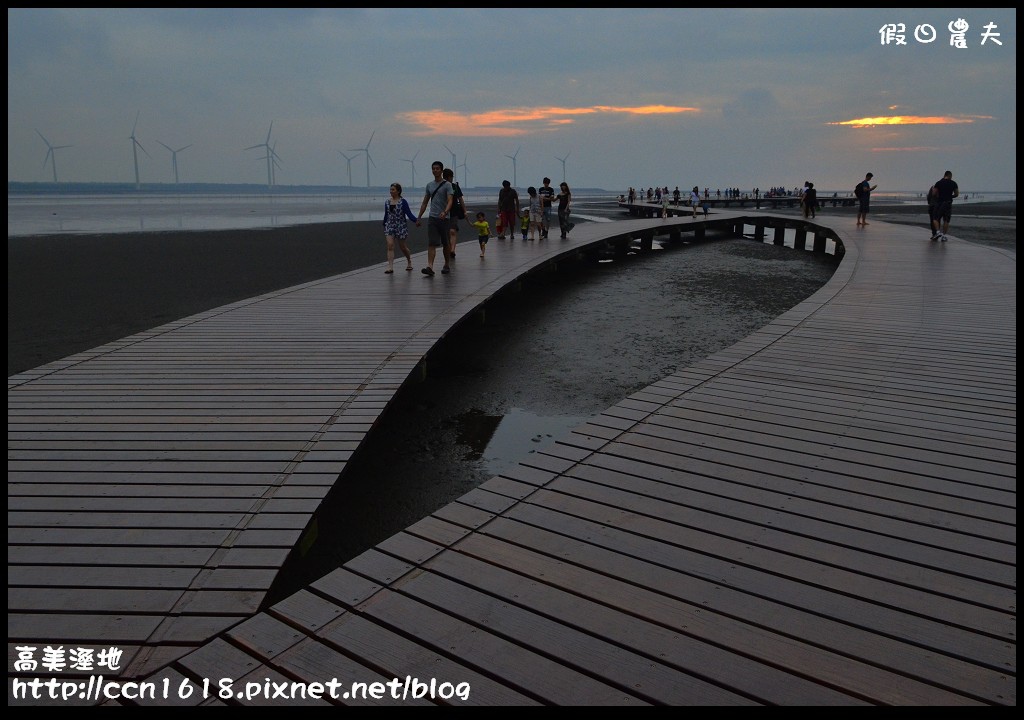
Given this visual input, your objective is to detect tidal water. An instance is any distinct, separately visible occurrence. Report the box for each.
[9,190,1014,237]
[6,191,620,237]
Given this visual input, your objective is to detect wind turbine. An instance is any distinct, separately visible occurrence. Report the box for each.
[128,111,151,190]
[157,141,192,184]
[556,151,571,183]
[457,153,468,189]
[505,145,521,188]
[348,130,376,188]
[400,150,420,189]
[338,151,357,186]
[443,144,456,179]
[35,130,72,183]
[245,122,275,188]
[268,141,282,186]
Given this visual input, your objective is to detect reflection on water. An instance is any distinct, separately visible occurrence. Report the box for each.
[456,406,591,477]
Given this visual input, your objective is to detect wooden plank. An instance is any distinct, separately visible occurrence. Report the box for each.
[452,519,1007,704]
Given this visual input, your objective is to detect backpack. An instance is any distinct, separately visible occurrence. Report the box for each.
[854,182,865,199]
[450,182,466,219]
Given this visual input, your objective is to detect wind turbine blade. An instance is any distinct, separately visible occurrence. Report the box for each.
[366,129,375,148]
[36,129,52,148]
[158,141,174,152]
[266,122,273,144]
[131,111,140,136]
[367,153,376,168]
[178,144,192,153]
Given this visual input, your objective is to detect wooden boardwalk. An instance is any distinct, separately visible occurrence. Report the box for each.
[621,194,858,217]
[8,213,1015,705]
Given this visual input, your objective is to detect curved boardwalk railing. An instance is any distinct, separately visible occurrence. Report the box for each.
[8,212,1015,705]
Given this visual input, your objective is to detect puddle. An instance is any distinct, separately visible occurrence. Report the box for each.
[456,407,591,476]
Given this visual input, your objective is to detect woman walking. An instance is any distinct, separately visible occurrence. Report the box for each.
[382,182,419,273]
[556,182,573,238]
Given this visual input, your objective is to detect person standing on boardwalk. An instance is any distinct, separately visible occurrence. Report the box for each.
[526,186,543,240]
[855,172,877,226]
[416,160,453,276]
[442,167,465,258]
[497,180,519,240]
[930,170,960,241]
[689,186,700,218]
[538,177,555,239]
[556,181,573,238]
[382,182,419,274]
[802,182,818,219]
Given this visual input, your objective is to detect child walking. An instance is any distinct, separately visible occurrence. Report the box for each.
[471,212,490,258]
[520,210,530,240]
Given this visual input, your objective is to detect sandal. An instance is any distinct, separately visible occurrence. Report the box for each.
[384,269,394,274]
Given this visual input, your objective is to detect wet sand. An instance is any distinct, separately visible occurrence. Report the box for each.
[8,220,416,376]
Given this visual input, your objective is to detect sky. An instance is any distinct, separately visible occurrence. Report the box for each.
[7,8,1017,193]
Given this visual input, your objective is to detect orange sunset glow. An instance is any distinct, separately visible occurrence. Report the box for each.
[396,104,698,137]
[830,115,994,128]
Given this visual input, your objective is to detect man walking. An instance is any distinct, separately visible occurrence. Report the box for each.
[538,177,555,239]
[497,180,519,240]
[930,170,960,241]
[855,172,877,226]
[417,161,453,275]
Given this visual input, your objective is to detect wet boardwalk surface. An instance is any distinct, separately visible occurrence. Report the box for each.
[8,214,1015,705]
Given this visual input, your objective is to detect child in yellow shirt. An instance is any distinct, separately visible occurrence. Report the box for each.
[520,210,530,240]
[471,212,490,258]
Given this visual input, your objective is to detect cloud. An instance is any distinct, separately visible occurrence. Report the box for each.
[830,115,994,128]
[395,105,698,137]
[869,146,942,152]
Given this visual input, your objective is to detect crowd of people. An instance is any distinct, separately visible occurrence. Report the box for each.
[383,164,576,276]
[625,186,761,204]
[386,164,962,275]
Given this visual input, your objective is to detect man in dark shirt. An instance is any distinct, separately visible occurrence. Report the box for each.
[930,170,960,241]
[855,172,877,227]
[497,180,519,240]
[538,177,555,239]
